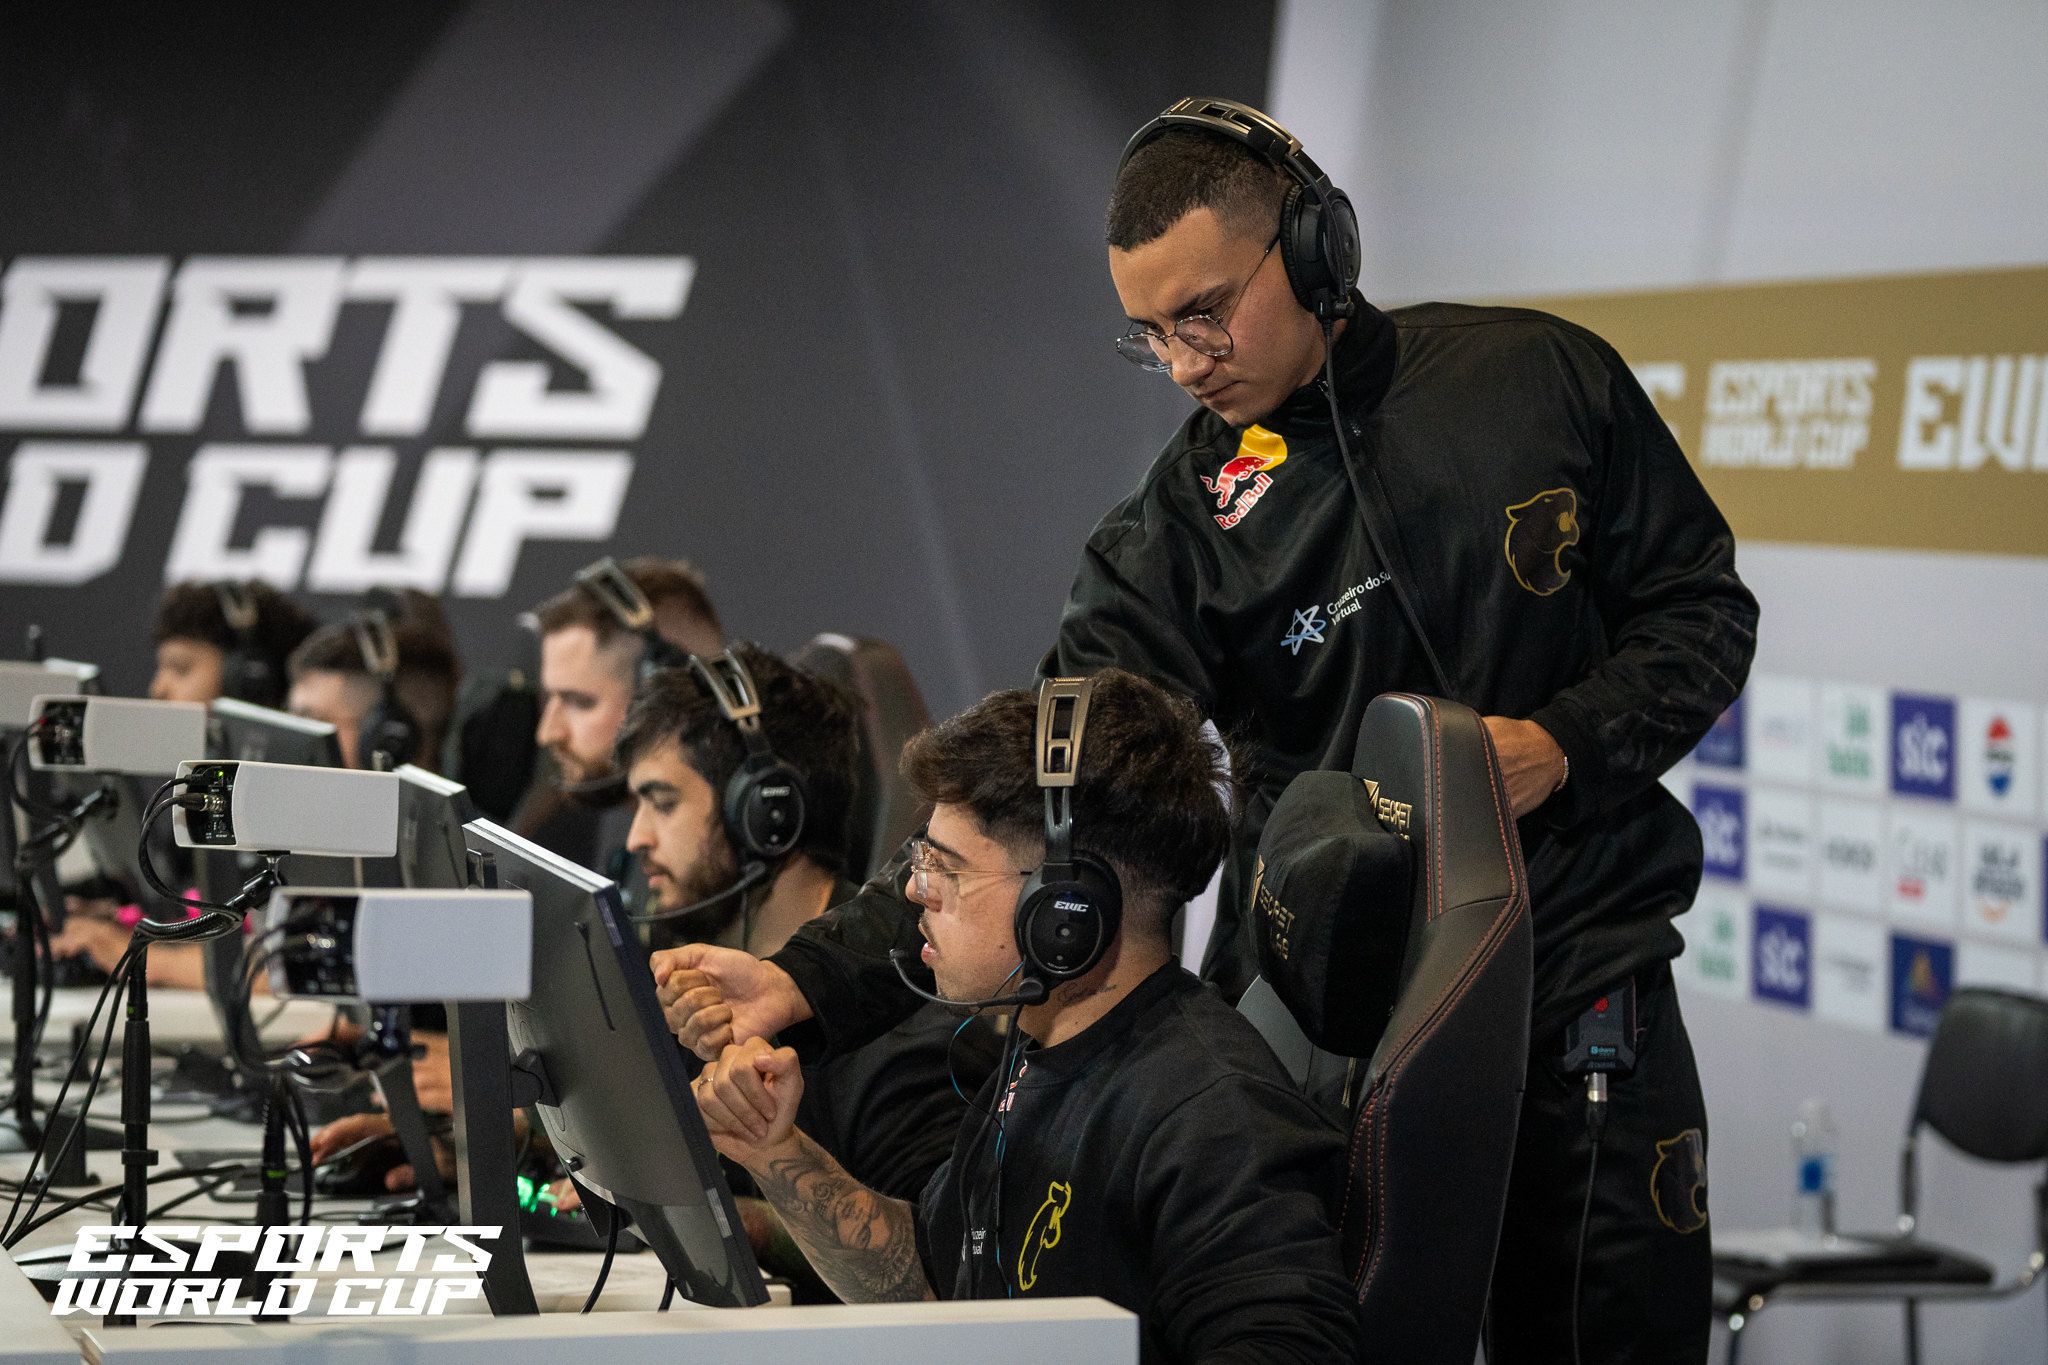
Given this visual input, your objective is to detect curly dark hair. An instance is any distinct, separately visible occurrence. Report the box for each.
[1106,125,1289,251]
[901,668,1233,914]
[152,580,318,688]
[614,643,859,876]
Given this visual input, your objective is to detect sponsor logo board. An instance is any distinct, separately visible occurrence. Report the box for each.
[1748,786,1816,900]
[1818,684,1886,796]
[1817,799,1885,912]
[1812,914,1887,1033]
[1891,694,1958,801]
[1694,696,1744,769]
[1679,885,1749,1000]
[1955,941,2039,994]
[1751,905,1812,1010]
[1693,783,1745,882]
[1746,675,1817,786]
[1889,933,1955,1039]
[1959,699,2038,820]
[1961,822,2043,945]
[1886,808,1960,929]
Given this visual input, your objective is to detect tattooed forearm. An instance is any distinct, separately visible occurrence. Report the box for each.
[748,1130,935,1303]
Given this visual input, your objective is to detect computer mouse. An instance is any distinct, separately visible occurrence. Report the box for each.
[314,1137,406,1198]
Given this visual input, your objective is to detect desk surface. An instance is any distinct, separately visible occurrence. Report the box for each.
[1,987,1137,1362]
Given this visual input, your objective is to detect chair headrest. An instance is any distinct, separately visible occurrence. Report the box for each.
[789,634,932,879]
[1252,769,1412,1058]
[1349,694,1519,930]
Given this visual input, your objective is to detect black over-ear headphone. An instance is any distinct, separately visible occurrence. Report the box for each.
[1012,676,1123,990]
[349,607,421,772]
[573,557,692,688]
[685,650,808,864]
[214,581,282,708]
[1118,96,1361,324]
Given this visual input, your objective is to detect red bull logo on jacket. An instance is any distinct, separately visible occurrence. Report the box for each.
[1201,425,1288,529]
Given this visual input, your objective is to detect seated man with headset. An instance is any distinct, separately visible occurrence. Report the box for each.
[688,669,1359,1362]
[622,647,998,1294]
[284,590,461,772]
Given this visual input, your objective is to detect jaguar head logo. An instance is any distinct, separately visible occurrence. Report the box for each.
[1650,1128,1709,1235]
[1503,487,1580,596]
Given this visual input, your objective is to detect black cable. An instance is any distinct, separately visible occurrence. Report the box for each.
[658,1278,676,1311]
[6,1126,399,1248]
[5,722,61,820]
[1571,1077,1609,1365]
[1,943,134,1246]
[580,1204,622,1314]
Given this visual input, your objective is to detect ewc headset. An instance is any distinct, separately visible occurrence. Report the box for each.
[892,675,1124,1009]
[214,581,282,708]
[1122,98,1455,697]
[348,608,421,772]
[1118,96,1361,324]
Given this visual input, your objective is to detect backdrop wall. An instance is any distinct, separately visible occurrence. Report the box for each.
[1267,2,2048,1359]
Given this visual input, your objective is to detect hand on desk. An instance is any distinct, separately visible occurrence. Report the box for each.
[48,907,128,973]
[652,942,810,1061]
[307,1110,455,1191]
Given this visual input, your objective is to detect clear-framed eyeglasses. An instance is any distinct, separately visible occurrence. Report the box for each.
[1114,232,1280,372]
[907,837,1031,900]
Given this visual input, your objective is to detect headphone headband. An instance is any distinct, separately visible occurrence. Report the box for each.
[574,555,691,681]
[1118,95,1359,323]
[687,649,774,763]
[1011,677,1122,988]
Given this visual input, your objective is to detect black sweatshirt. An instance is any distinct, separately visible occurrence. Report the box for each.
[914,964,1360,1364]
[773,297,1758,1047]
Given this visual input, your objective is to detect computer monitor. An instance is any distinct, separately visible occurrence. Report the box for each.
[462,818,767,1308]
[395,766,480,892]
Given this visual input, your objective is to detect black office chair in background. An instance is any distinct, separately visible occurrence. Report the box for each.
[789,633,932,880]
[1715,987,2048,1364]
[1239,693,1534,1363]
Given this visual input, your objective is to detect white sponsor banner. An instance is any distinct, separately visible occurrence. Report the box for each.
[1747,674,1817,786]
[1678,884,1749,1000]
[1817,798,1885,912]
[1955,941,2039,993]
[1818,683,1887,796]
[1659,758,1692,806]
[1887,808,1961,929]
[1812,914,1888,1033]
[1749,786,1817,900]
[1961,821,2044,946]
[1957,699,2039,820]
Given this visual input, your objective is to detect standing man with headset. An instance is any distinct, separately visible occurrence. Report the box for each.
[661,99,1757,1361]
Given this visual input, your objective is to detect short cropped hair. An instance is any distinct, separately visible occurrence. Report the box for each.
[1105,126,1289,251]
[287,590,462,735]
[152,580,318,672]
[614,643,859,876]
[901,668,1232,911]
[529,557,723,668]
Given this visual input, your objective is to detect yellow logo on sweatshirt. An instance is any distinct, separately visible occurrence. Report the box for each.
[1016,1180,1072,1292]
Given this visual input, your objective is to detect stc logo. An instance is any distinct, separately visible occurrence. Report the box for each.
[1694,784,1745,881]
[1891,694,1957,801]
[1752,906,1812,1010]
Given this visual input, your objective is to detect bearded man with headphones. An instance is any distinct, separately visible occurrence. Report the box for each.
[690,669,1358,1360]
[665,99,1757,1361]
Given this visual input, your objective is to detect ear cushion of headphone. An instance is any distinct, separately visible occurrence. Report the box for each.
[360,694,422,770]
[1277,182,1324,314]
[725,756,807,861]
[223,652,279,708]
[1013,854,1123,982]
[1279,182,1362,318]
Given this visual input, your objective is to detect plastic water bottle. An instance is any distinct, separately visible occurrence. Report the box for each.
[1791,1098,1838,1240]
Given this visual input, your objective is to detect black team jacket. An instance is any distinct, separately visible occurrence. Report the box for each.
[773,294,1758,1056]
